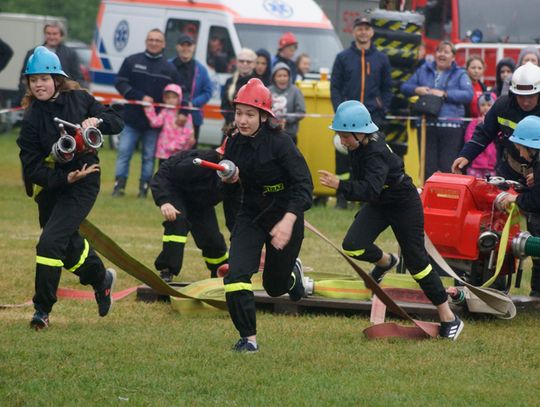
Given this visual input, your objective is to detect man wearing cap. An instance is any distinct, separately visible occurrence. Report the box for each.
[330,16,392,209]
[112,29,180,198]
[272,32,298,84]
[171,34,213,148]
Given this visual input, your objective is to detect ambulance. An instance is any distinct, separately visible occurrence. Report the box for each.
[90,0,342,146]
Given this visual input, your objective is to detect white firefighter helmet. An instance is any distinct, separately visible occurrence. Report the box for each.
[510,62,540,95]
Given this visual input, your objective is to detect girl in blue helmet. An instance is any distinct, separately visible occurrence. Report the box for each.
[319,100,464,340]
[499,117,540,289]
[17,46,124,329]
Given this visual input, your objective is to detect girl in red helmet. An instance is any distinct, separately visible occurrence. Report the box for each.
[144,83,194,166]
[221,78,313,352]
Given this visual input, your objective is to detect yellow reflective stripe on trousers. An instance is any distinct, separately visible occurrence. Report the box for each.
[223,282,252,293]
[67,239,90,273]
[343,248,365,257]
[36,256,64,267]
[497,116,517,129]
[163,235,187,243]
[412,264,432,280]
[204,252,229,265]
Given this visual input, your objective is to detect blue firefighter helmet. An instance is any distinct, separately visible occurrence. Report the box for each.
[509,115,540,149]
[25,46,68,77]
[329,100,379,134]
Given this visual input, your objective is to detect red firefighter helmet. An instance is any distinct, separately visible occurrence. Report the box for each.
[278,32,298,50]
[233,78,275,117]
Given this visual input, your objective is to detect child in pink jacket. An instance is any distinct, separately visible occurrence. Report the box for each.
[145,84,194,164]
[464,92,497,178]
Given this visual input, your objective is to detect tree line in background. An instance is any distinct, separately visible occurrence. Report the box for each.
[1,0,100,43]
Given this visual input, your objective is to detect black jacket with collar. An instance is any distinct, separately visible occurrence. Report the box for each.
[224,126,313,224]
[460,94,540,183]
[337,132,413,204]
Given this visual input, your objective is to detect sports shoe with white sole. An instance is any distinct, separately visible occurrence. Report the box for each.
[232,337,259,353]
[439,316,464,340]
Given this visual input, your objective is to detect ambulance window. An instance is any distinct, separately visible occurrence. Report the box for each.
[423,0,452,41]
[164,19,200,59]
[207,26,235,73]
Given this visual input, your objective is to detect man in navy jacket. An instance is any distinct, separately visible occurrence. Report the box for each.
[171,34,213,148]
[331,17,392,126]
[330,16,392,209]
[112,29,180,198]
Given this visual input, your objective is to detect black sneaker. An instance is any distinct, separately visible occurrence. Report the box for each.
[30,311,49,330]
[95,268,116,317]
[439,316,464,340]
[232,338,259,353]
[370,253,399,284]
[529,290,540,298]
[160,269,174,283]
[288,258,306,302]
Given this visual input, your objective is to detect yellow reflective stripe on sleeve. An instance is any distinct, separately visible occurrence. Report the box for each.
[412,264,433,281]
[163,235,187,243]
[336,173,350,181]
[67,239,89,273]
[223,283,252,293]
[497,116,517,129]
[36,256,64,267]
[204,252,229,265]
[343,248,365,257]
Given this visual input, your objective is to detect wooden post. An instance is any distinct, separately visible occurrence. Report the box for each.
[419,114,427,186]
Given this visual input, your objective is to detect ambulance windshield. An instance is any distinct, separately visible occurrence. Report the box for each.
[459,0,539,44]
[235,24,342,75]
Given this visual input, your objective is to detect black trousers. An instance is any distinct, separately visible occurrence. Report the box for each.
[155,198,228,277]
[33,171,106,314]
[342,187,447,305]
[224,211,304,337]
[422,124,464,181]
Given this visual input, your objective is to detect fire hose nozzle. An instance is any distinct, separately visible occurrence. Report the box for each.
[192,158,237,180]
[82,125,104,149]
[511,231,540,259]
[54,117,104,152]
[51,134,76,163]
[494,192,510,211]
[216,160,236,180]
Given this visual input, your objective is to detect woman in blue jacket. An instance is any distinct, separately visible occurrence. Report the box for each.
[401,41,473,181]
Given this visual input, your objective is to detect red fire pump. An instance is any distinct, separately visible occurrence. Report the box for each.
[421,173,533,291]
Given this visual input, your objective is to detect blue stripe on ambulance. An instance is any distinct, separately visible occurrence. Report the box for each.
[91,71,116,85]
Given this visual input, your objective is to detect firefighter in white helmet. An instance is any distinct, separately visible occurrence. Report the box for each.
[452,62,540,296]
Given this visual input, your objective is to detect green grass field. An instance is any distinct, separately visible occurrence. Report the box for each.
[1,129,539,406]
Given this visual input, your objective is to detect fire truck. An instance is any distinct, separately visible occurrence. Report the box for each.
[411,0,540,86]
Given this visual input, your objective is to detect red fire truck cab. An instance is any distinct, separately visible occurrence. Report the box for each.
[411,0,540,86]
